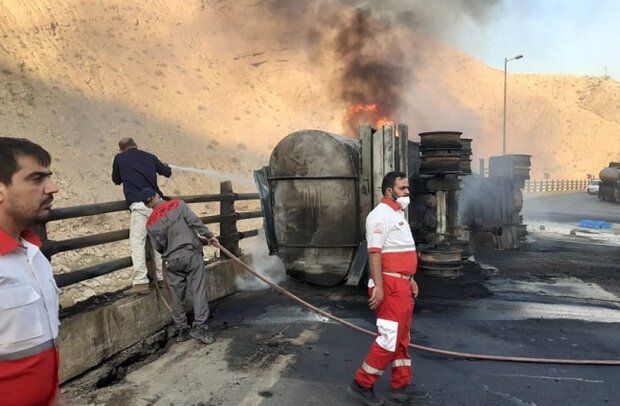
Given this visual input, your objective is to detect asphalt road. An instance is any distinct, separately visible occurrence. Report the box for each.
[522,191,620,223]
[65,193,620,406]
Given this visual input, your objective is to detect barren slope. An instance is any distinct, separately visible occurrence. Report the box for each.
[0,0,618,202]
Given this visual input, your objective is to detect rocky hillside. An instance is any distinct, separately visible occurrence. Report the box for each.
[0,0,618,207]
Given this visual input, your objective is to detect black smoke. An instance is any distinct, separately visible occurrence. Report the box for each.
[333,9,408,133]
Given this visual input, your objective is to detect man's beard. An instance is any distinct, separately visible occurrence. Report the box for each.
[8,200,52,228]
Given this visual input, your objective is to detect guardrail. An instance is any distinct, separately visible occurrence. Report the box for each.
[37,181,263,288]
[523,179,588,193]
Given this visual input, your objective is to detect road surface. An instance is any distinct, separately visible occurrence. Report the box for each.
[523,191,620,223]
[64,193,620,406]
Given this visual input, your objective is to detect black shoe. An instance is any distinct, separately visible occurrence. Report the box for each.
[389,384,429,401]
[347,380,384,406]
[175,327,191,343]
[190,325,215,344]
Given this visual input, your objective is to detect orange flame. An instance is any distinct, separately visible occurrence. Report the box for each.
[374,117,394,128]
[347,103,394,131]
[349,103,378,114]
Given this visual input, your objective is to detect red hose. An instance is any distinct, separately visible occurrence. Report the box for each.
[219,246,620,366]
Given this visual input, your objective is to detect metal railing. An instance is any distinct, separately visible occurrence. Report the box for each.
[38,181,263,288]
[523,179,588,193]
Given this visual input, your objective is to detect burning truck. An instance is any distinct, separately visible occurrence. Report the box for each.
[253,125,531,287]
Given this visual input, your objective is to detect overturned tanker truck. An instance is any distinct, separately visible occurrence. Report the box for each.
[253,125,530,286]
[598,162,620,202]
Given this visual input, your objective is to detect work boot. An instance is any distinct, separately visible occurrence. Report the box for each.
[175,327,191,343]
[389,384,429,402]
[190,325,215,344]
[347,380,384,406]
[126,283,150,295]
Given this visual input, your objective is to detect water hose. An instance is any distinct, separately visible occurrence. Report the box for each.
[219,245,620,366]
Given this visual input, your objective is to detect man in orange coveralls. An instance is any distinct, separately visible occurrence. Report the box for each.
[348,171,428,405]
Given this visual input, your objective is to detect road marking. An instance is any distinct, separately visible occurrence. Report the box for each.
[423,297,620,323]
[482,384,538,406]
[488,373,604,383]
[486,276,619,304]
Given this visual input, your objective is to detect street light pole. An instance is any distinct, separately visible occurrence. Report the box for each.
[503,54,523,155]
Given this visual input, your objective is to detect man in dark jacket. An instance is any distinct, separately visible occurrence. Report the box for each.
[112,137,171,294]
[142,188,218,344]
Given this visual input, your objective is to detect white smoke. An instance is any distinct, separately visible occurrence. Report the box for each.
[236,230,286,291]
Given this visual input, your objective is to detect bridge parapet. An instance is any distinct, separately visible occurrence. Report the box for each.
[37,181,262,288]
[58,257,243,383]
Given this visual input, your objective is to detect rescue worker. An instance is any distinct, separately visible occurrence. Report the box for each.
[142,188,218,344]
[348,171,428,405]
[0,137,65,405]
[111,137,170,294]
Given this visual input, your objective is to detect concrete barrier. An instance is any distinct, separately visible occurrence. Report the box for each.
[58,258,242,383]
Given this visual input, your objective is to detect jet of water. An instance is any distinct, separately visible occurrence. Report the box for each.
[168,164,254,185]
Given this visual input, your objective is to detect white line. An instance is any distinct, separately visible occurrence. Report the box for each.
[482,385,538,406]
[429,297,620,323]
[489,373,604,383]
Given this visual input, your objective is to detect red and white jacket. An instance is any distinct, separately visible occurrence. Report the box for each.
[0,228,60,405]
[366,197,418,276]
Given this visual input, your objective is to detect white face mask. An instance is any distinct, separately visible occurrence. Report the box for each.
[396,196,410,210]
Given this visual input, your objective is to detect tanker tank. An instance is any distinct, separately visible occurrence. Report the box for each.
[254,130,361,286]
[599,162,620,202]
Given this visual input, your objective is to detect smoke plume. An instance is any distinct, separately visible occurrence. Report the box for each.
[260,0,504,135]
[333,9,408,133]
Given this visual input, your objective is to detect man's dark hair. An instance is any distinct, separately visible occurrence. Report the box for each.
[381,171,407,195]
[119,137,138,152]
[0,137,51,185]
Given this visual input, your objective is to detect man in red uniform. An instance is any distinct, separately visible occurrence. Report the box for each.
[0,137,65,405]
[348,171,428,405]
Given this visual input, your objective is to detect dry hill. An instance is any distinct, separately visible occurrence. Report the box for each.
[1,0,619,205]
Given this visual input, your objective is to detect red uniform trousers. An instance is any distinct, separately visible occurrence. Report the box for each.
[354,274,414,389]
[0,346,59,405]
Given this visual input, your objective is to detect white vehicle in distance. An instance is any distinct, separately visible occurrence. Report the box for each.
[587,179,601,195]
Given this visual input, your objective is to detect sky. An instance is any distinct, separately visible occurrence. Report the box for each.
[452,0,620,79]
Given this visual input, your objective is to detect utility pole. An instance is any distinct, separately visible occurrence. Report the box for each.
[502,54,524,155]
